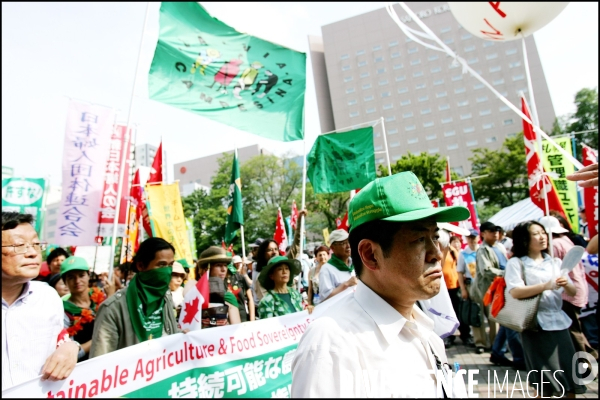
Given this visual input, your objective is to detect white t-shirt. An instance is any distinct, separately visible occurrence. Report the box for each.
[318,262,355,301]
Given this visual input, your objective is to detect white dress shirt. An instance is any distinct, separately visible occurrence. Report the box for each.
[505,254,573,331]
[318,262,355,301]
[2,281,64,390]
[291,281,467,398]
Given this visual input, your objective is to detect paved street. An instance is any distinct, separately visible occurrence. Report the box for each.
[446,337,599,398]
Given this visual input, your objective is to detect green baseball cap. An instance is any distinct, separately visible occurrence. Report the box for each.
[60,256,90,277]
[348,171,470,232]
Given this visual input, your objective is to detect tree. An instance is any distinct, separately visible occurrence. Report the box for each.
[469,133,528,209]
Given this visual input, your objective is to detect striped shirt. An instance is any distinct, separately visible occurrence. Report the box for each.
[2,281,64,390]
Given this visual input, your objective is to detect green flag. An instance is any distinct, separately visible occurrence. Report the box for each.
[307,127,377,194]
[148,2,306,142]
[224,150,244,243]
[2,177,47,235]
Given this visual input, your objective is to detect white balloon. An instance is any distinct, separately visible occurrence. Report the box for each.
[448,2,569,41]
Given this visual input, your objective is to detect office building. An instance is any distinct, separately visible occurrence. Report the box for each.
[308,2,555,176]
[135,143,158,169]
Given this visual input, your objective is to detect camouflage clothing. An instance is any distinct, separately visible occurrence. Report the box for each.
[258,288,303,319]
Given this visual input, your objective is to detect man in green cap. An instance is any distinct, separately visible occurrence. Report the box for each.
[292,172,470,397]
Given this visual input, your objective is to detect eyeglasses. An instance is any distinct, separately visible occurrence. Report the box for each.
[2,242,48,254]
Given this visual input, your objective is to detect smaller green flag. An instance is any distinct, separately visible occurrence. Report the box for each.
[307,127,376,194]
[224,150,244,243]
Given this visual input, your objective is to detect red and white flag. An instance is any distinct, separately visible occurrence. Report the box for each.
[445,156,451,183]
[582,144,598,238]
[521,97,564,215]
[274,207,288,255]
[178,271,209,331]
[139,142,163,236]
[336,211,349,232]
[290,200,299,230]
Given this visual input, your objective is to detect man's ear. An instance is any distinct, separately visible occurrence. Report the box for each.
[136,261,145,273]
[357,239,381,272]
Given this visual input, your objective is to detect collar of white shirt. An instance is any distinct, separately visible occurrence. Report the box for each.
[353,280,435,345]
[2,281,33,307]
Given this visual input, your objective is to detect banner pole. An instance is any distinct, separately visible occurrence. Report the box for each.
[108,2,150,281]
[379,117,392,176]
[466,177,480,227]
[240,225,247,262]
[299,139,307,260]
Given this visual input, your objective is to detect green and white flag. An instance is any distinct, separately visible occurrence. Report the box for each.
[2,177,47,236]
[307,127,377,194]
[224,150,244,244]
[148,2,306,142]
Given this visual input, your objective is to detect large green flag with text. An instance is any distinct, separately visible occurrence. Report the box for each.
[307,127,376,194]
[224,150,244,243]
[148,2,306,142]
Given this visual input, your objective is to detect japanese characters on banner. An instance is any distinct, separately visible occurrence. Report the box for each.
[145,183,194,266]
[1,177,47,235]
[442,182,478,230]
[98,125,132,238]
[120,203,139,264]
[582,145,598,238]
[55,100,115,245]
[3,290,352,398]
[580,253,598,319]
[541,137,579,233]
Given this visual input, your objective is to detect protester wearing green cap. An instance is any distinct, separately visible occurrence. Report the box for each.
[90,237,180,358]
[61,256,112,362]
[292,172,470,397]
[257,256,313,319]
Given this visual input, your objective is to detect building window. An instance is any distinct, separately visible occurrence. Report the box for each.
[388,128,399,135]
[483,122,494,129]
[457,100,469,107]
[400,99,412,106]
[439,104,450,111]
[486,53,498,60]
[463,127,475,133]
[346,87,355,94]
[405,37,412,42]
[385,116,396,122]
[447,143,459,150]
[442,117,453,124]
[441,26,451,33]
[390,141,400,147]
[340,54,349,60]
[364,95,374,102]
[406,125,416,131]
[428,55,439,61]
[460,113,472,120]
[392,154,402,161]
[507,133,517,138]
[479,109,492,116]
[504,119,514,125]
[431,66,442,73]
[444,130,456,137]
[426,133,437,139]
[375,56,384,63]
[493,78,505,85]
[418,95,429,102]
[423,121,435,128]
[383,103,394,110]
[377,68,386,74]
[476,96,488,103]
[416,83,426,89]
[444,38,454,44]
[410,59,421,66]
[393,63,404,70]
[373,45,382,51]
[395,75,406,82]
[403,111,414,118]
[464,45,476,52]
[483,41,495,48]
[468,57,479,64]
[379,79,389,86]
[433,79,444,86]
[376,158,385,164]
[451,74,463,81]
[350,111,359,117]
[489,65,501,73]
[474,83,484,90]
[449,63,459,69]
[413,71,424,77]
[373,131,381,137]
[356,49,365,56]
[506,48,518,55]
[408,137,418,144]
[342,65,351,71]
[486,136,497,143]
[421,108,432,115]
[389,40,399,47]
[360,72,370,78]
[436,91,447,98]
[366,107,376,114]
[391,52,401,58]
[454,87,466,94]
[466,140,478,147]
[499,105,510,112]
[344,76,353,82]
[500,91,508,96]
[509,61,522,69]
[374,145,383,151]
[347,99,357,106]
[381,91,391,98]
[513,74,525,81]
[362,83,372,90]
[408,47,418,54]
[428,147,440,154]
[461,33,473,40]
[358,61,368,68]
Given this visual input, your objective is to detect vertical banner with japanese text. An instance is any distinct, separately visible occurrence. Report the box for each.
[442,182,478,230]
[98,125,132,238]
[541,137,579,233]
[1,177,47,235]
[582,145,598,238]
[120,203,139,264]
[186,217,197,260]
[146,183,194,265]
[55,100,115,245]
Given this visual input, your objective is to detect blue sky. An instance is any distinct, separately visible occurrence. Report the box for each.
[2,2,598,187]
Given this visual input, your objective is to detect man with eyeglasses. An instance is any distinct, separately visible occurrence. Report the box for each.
[318,229,358,302]
[2,212,79,391]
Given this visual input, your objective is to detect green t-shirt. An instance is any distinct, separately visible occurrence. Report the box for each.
[224,291,239,307]
[275,293,296,314]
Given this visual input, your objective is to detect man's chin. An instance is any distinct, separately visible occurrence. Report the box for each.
[419,280,441,300]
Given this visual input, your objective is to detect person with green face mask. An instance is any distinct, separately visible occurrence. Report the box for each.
[89,238,179,358]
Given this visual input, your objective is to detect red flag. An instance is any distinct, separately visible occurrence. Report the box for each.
[582,145,598,238]
[338,211,349,232]
[521,97,564,216]
[274,207,288,255]
[445,156,451,183]
[131,168,153,239]
[148,141,163,184]
[290,200,299,229]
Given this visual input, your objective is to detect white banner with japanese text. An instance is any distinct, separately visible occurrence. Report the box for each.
[3,290,351,398]
[54,100,115,245]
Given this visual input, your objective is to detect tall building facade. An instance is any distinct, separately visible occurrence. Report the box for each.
[135,144,158,169]
[309,2,555,176]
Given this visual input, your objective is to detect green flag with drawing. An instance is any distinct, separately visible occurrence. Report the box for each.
[2,178,47,236]
[148,2,306,142]
[307,127,376,194]
[224,150,244,244]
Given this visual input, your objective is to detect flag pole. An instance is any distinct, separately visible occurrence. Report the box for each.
[108,2,150,281]
[299,138,307,260]
[379,117,393,176]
